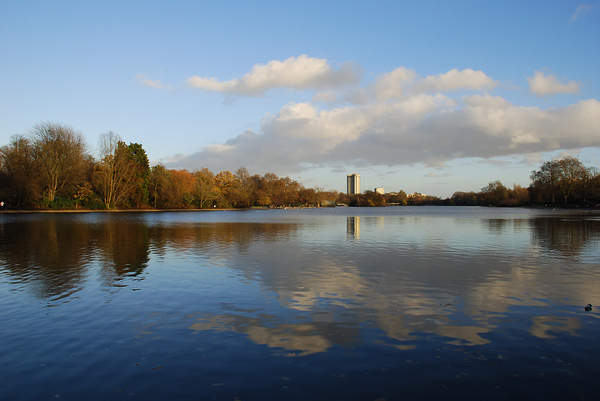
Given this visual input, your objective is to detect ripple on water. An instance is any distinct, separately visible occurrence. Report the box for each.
[1,207,600,400]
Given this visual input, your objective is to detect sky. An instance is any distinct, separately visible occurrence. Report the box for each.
[0,0,599,196]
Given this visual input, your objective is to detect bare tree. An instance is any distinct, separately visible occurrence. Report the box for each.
[32,123,87,203]
[531,156,590,205]
[94,132,139,209]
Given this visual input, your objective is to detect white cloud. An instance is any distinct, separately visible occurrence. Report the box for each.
[312,91,338,103]
[185,59,494,103]
[417,68,497,92]
[170,93,600,173]
[167,64,596,174]
[373,68,496,101]
[187,55,360,96]
[374,67,417,100]
[528,71,580,96]
[135,74,169,89]
[570,4,594,22]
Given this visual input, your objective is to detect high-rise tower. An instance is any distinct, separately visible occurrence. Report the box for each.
[346,174,360,195]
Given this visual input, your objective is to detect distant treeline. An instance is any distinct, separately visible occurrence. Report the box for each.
[0,123,337,209]
[337,156,600,208]
[1,123,600,209]
[339,156,600,208]
[451,156,600,207]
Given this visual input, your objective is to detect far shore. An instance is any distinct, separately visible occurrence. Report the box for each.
[0,208,248,214]
[1,205,599,214]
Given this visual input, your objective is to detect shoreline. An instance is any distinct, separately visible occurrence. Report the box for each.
[1,205,599,214]
[0,208,248,214]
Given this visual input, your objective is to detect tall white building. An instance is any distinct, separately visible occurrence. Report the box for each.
[347,174,360,195]
[374,187,385,195]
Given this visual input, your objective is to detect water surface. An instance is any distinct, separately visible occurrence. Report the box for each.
[1,207,599,400]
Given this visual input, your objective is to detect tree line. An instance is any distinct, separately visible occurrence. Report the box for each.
[338,156,600,208]
[1,123,599,209]
[0,123,337,209]
[449,156,600,207]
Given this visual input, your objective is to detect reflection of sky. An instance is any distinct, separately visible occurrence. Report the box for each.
[1,207,600,357]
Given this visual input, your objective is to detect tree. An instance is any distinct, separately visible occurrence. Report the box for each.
[451,191,479,206]
[557,157,590,205]
[234,167,254,208]
[148,164,170,208]
[214,170,239,207]
[193,168,218,208]
[480,181,508,205]
[589,172,600,205]
[386,190,408,205]
[94,132,139,209]
[166,170,196,208]
[0,135,40,207]
[507,184,529,206]
[32,123,88,203]
[125,143,150,207]
[530,156,590,205]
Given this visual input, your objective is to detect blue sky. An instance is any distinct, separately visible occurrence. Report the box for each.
[1,1,598,196]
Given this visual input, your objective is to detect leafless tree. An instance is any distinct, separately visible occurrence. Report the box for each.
[94,132,138,209]
[32,123,87,203]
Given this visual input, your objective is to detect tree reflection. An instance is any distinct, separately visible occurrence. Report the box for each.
[149,222,297,256]
[2,211,600,356]
[0,216,298,299]
[486,218,508,234]
[0,217,94,298]
[530,217,600,256]
[97,219,151,283]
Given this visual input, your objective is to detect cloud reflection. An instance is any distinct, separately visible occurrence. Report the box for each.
[1,210,599,353]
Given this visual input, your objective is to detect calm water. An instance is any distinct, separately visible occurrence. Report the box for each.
[1,207,600,400]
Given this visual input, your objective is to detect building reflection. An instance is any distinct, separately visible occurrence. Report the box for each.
[346,216,360,239]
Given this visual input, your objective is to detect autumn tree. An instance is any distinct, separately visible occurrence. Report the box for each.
[166,170,196,208]
[148,164,170,208]
[386,190,408,205]
[507,184,529,206]
[193,168,218,208]
[298,188,317,206]
[214,170,240,207]
[0,135,40,207]
[451,191,479,206]
[234,167,254,208]
[480,181,508,205]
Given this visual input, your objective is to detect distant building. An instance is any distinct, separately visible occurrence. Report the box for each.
[347,174,360,195]
[374,187,385,195]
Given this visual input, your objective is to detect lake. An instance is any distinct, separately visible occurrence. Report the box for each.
[1,207,600,400]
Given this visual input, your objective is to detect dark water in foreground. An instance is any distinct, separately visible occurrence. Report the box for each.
[1,207,600,400]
